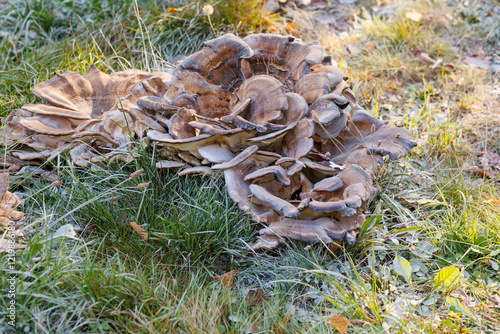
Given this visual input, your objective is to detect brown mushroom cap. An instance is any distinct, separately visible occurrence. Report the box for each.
[180,33,253,89]
[242,34,323,83]
[236,75,287,125]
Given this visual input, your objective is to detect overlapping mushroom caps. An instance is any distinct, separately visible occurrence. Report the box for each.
[1,33,416,250]
[2,65,173,167]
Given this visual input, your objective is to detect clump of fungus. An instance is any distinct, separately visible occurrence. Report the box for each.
[1,33,416,251]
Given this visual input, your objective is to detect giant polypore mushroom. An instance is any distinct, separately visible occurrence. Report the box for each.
[1,33,416,251]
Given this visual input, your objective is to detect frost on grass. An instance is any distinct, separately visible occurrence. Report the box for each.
[1,33,416,250]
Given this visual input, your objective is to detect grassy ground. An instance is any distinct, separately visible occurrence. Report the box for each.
[1,0,500,333]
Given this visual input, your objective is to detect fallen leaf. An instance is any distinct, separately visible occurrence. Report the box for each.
[51,180,63,187]
[168,7,179,13]
[128,222,148,240]
[483,198,500,204]
[467,167,495,178]
[214,269,238,288]
[327,315,349,334]
[285,22,299,34]
[418,52,436,64]
[406,10,422,22]
[52,224,78,240]
[434,266,461,292]
[246,288,269,306]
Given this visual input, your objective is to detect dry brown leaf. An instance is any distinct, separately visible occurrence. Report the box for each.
[418,52,436,64]
[246,288,269,306]
[128,222,148,240]
[483,197,500,205]
[214,269,238,288]
[327,315,349,334]
[51,180,63,187]
[468,167,495,178]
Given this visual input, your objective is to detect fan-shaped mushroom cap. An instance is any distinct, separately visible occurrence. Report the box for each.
[312,175,343,192]
[180,33,253,89]
[212,145,259,170]
[168,108,197,139]
[177,71,235,118]
[198,144,234,163]
[171,91,199,112]
[242,34,323,83]
[257,217,345,244]
[33,65,149,118]
[20,116,74,136]
[281,118,314,159]
[22,103,91,120]
[188,121,243,136]
[249,184,299,218]
[247,121,298,145]
[294,72,336,104]
[236,76,287,125]
[244,166,290,186]
[178,166,214,176]
[137,96,179,114]
[275,93,308,126]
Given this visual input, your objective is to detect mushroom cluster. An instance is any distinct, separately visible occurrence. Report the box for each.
[1,33,416,250]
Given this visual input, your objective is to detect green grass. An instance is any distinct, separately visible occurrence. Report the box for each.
[1,0,500,332]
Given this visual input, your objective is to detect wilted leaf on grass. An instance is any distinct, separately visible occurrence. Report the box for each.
[52,224,78,239]
[450,290,476,308]
[214,269,238,288]
[446,297,474,318]
[246,288,269,306]
[327,315,349,334]
[128,222,148,240]
[394,255,412,284]
[434,266,461,291]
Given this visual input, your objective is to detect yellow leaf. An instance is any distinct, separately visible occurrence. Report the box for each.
[214,269,238,288]
[327,315,349,334]
[128,222,148,240]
